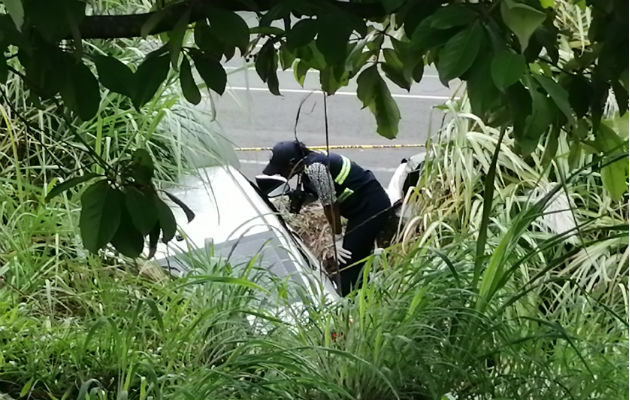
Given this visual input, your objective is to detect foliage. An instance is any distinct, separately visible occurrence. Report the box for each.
[1,0,627,255]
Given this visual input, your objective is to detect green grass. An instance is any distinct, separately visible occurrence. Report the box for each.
[0,0,627,396]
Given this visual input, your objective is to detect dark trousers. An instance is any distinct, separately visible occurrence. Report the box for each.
[339,182,391,296]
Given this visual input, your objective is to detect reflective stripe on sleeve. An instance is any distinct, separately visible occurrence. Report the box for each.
[334,156,351,185]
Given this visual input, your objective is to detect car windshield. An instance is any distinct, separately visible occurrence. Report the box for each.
[158,230,307,287]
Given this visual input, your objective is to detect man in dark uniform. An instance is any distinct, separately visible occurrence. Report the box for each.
[262,140,391,296]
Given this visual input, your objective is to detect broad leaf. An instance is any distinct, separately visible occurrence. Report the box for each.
[168,8,190,68]
[357,65,379,109]
[163,191,195,223]
[46,173,100,201]
[60,58,100,120]
[125,187,158,235]
[519,88,552,154]
[194,21,223,60]
[436,21,484,82]
[80,180,123,253]
[357,66,400,138]
[207,7,250,55]
[95,55,135,97]
[316,14,352,65]
[371,77,401,139]
[131,148,154,185]
[23,0,85,42]
[155,197,177,243]
[491,51,526,90]
[594,123,629,200]
[532,73,573,122]
[147,223,161,258]
[500,0,547,52]
[286,19,318,51]
[382,48,411,91]
[190,49,227,95]
[380,0,406,13]
[279,45,295,70]
[4,0,24,31]
[467,53,502,120]
[255,40,280,95]
[568,75,590,118]
[428,5,476,30]
[179,56,201,105]
[111,206,144,258]
[293,61,309,87]
[132,52,170,109]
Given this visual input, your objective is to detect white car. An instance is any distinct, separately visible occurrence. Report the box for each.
[152,165,340,307]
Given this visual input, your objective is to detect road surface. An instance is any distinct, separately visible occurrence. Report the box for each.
[206,56,459,185]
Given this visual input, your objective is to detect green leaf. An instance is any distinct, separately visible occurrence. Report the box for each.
[249,26,284,35]
[0,60,8,83]
[357,66,401,138]
[4,0,24,31]
[155,197,176,243]
[255,40,280,95]
[519,87,552,154]
[207,7,250,55]
[131,148,154,185]
[380,0,406,13]
[532,74,573,122]
[80,180,123,253]
[320,66,348,95]
[147,223,161,258]
[490,51,526,90]
[357,65,380,109]
[428,5,476,30]
[286,19,318,51]
[46,173,100,201]
[60,58,100,120]
[190,49,226,95]
[436,21,484,82]
[467,53,502,120]
[293,60,309,87]
[382,48,411,91]
[168,8,190,69]
[500,0,547,52]
[194,21,223,60]
[594,123,628,200]
[95,55,135,97]
[23,0,85,42]
[132,52,170,109]
[568,76,590,118]
[539,0,554,9]
[163,191,195,223]
[111,206,144,258]
[316,14,352,65]
[179,56,201,105]
[279,45,295,70]
[371,77,401,139]
[125,187,158,235]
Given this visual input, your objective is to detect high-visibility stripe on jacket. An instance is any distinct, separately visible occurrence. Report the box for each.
[302,151,377,215]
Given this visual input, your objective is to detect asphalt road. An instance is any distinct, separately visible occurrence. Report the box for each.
[209,57,459,185]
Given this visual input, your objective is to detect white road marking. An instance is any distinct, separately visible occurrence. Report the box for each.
[227,86,454,100]
[225,65,440,79]
[239,158,397,173]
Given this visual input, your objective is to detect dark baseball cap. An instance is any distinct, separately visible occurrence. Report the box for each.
[262,141,303,176]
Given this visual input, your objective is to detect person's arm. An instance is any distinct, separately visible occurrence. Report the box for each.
[305,163,341,234]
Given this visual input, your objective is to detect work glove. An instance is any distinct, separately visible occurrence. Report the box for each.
[334,233,352,263]
[288,189,306,214]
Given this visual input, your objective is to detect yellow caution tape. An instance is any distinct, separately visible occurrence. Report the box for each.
[235,144,425,151]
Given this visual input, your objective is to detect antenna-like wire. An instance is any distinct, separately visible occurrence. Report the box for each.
[323,91,342,291]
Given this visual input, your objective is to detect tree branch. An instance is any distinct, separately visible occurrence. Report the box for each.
[62,0,387,40]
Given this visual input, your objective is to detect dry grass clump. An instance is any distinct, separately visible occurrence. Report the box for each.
[272,197,341,260]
